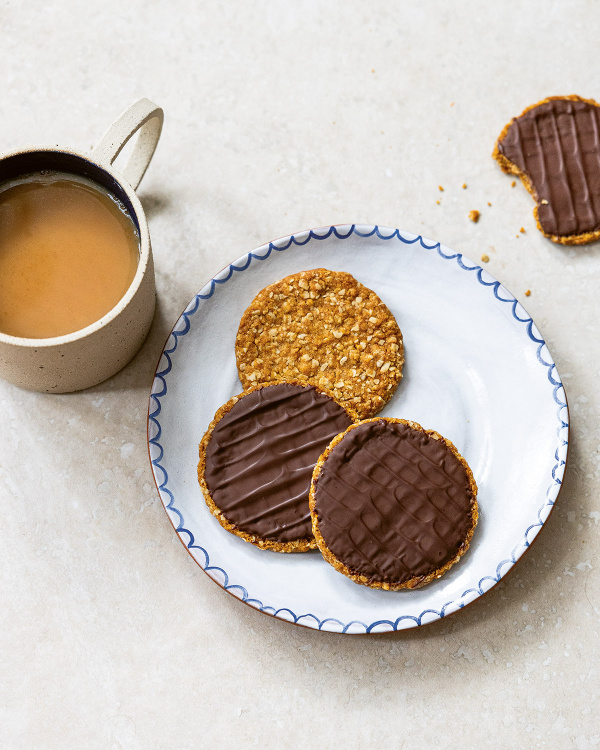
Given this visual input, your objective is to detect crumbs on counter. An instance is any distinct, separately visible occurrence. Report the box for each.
[469,210,480,223]
[462,183,467,189]
[525,290,531,297]
[438,185,444,192]
[436,200,441,205]
[487,201,492,206]
[520,227,526,233]
[481,254,490,263]
[511,180,516,187]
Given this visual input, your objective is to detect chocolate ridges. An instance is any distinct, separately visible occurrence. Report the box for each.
[311,419,477,589]
[201,382,354,550]
[494,95,600,243]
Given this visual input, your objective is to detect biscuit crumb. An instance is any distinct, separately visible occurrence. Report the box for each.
[525,290,531,297]
[487,202,492,207]
[520,227,526,233]
[481,254,490,263]
[462,183,467,189]
[469,210,480,223]
[436,200,440,205]
[438,185,444,192]
[541,199,548,205]
[450,102,454,107]
[511,180,516,187]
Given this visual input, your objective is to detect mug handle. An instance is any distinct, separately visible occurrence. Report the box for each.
[91,98,164,191]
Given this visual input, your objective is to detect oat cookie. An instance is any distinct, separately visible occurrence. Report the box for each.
[309,418,478,590]
[493,95,600,245]
[235,269,404,419]
[197,381,356,552]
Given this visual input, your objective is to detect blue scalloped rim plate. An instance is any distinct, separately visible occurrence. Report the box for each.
[147,225,569,634]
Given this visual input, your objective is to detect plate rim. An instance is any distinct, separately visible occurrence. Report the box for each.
[147,223,570,634]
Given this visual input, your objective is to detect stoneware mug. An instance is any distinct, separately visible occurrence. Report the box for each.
[0,98,163,392]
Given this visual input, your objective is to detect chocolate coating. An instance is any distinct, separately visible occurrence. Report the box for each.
[204,383,353,544]
[497,98,600,238]
[313,420,476,586]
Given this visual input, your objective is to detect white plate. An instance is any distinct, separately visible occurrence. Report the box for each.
[147,225,569,634]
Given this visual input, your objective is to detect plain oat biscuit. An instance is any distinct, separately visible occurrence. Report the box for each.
[235,269,404,419]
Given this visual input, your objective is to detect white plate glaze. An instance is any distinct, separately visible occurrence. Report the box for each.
[148,225,569,634]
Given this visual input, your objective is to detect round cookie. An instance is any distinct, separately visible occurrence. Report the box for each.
[198,381,357,552]
[309,418,478,590]
[235,268,404,420]
[493,95,600,245]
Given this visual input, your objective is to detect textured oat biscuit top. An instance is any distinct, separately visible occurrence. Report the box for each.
[235,269,404,419]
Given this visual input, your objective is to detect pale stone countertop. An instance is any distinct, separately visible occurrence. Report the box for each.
[1,2,598,748]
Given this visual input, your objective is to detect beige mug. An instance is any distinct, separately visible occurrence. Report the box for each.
[0,98,163,392]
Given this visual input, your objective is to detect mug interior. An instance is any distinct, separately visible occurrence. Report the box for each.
[0,149,149,345]
[0,150,140,234]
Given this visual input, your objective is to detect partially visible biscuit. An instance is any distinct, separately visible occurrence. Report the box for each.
[197,381,357,552]
[235,269,404,419]
[493,95,600,245]
[310,418,478,590]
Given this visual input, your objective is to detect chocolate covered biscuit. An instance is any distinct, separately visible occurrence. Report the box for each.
[198,382,356,552]
[493,95,600,244]
[235,269,404,420]
[310,418,478,590]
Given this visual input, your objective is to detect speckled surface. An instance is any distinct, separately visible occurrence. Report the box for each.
[0,1,598,748]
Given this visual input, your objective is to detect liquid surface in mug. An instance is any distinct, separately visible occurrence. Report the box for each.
[0,171,140,338]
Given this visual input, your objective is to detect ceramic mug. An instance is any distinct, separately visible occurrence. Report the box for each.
[0,98,163,392]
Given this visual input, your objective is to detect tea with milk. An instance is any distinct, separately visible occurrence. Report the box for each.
[0,172,139,339]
